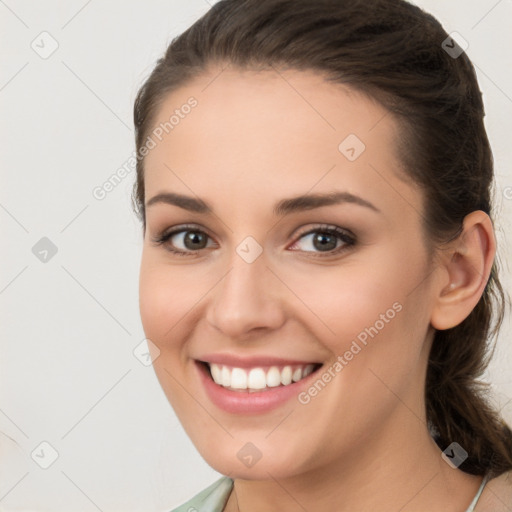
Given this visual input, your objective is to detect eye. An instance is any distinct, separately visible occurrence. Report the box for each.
[288,225,356,256]
[151,223,356,258]
[151,224,216,256]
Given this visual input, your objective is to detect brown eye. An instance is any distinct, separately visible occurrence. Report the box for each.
[311,232,338,251]
[151,225,215,256]
[179,231,209,250]
[289,226,356,256]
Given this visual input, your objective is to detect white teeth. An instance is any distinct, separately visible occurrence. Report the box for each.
[221,366,231,387]
[210,363,222,384]
[303,364,315,378]
[230,367,247,389]
[208,363,318,390]
[247,368,267,389]
[281,366,292,385]
[292,367,303,382]
[266,367,281,387]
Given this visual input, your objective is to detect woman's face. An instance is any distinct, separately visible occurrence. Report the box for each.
[139,67,441,479]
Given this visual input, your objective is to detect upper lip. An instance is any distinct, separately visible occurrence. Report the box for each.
[197,353,321,368]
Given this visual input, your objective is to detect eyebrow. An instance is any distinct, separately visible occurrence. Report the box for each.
[145,190,380,216]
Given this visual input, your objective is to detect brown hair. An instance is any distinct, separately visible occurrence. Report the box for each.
[132,0,512,477]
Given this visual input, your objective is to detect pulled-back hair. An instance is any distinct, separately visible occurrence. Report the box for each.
[132,0,512,477]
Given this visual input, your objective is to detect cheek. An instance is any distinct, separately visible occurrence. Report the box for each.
[138,258,197,410]
[309,245,427,346]
[138,266,185,365]
[138,254,205,344]
[276,247,431,412]
[278,257,409,350]
[139,261,170,342]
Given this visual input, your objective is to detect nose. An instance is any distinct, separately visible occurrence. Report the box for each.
[206,248,286,340]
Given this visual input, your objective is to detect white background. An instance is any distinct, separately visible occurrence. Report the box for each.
[1,1,511,510]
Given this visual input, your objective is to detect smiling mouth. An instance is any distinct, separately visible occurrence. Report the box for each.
[200,361,323,392]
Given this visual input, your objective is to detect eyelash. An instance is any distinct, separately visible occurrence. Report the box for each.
[151,223,356,258]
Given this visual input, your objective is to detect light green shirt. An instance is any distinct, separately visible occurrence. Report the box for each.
[170,474,489,512]
[171,477,233,512]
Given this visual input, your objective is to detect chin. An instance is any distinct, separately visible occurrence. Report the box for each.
[189,432,315,481]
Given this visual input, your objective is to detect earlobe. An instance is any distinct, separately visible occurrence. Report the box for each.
[430,211,496,330]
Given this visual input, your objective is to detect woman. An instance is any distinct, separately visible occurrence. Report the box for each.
[132,0,512,510]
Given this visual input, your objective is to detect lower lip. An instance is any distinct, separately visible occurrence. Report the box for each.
[196,361,321,414]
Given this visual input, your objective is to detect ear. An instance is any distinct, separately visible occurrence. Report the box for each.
[430,210,496,330]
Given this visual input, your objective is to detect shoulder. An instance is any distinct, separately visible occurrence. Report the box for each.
[169,476,234,512]
[475,470,512,512]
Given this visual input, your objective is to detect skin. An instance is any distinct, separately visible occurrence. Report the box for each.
[138,65,498,511]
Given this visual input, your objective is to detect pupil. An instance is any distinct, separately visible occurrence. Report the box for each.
[314,233,336,251]
[185,231,206,249]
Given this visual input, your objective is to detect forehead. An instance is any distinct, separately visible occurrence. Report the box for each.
[143,66,419,218]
